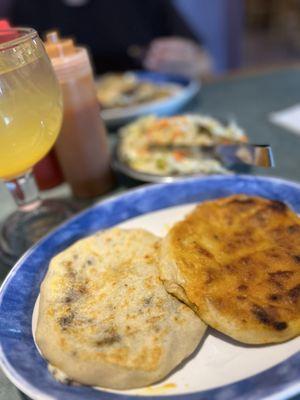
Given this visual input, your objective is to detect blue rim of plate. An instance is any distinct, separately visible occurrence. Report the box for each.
[99,71,200,126]
[1,175,300,400]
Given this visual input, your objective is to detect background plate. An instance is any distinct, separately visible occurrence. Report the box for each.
[0,175,300,400]
[99,71,200,127]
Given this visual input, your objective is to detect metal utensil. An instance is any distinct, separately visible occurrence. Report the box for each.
[149,143,275,168]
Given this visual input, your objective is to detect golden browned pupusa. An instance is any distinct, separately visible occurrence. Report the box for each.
[36,228,205,389]
[160,195,300,344]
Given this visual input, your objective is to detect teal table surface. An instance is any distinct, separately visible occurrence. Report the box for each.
[1,66,300,400]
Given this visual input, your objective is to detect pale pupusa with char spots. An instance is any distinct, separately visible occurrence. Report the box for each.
[36,228,206,389]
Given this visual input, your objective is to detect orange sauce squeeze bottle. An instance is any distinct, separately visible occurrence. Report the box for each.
[44,31,114,198]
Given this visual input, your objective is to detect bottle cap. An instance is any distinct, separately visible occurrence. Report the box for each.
[44,30,91,82]
[0,20,11,30]
[44,31,76,57]
[0,20,19,43]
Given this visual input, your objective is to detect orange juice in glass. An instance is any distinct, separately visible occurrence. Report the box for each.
[0,28,74,266]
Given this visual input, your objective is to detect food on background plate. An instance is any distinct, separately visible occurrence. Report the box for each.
[160,195,300,344]
[96,72,181,109]
[36,228,205,389]
[118,114,247,176]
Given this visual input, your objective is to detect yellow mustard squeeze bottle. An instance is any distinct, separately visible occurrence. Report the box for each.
[44,31,114,198]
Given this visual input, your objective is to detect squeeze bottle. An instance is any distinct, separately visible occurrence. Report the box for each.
[44,31,114,198]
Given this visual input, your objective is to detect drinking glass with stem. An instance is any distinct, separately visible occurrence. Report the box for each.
[0,27,76,266]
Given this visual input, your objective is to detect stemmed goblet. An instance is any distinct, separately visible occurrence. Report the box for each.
[0,28,75,266]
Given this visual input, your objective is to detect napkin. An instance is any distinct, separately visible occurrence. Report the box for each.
[269,104,300,136]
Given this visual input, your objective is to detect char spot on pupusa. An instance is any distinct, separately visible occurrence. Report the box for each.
[95,327,121,346]
[288,284,300,303]
[268,201,287,213]
[63,285,87,304]
[95,334,121,346]
[268,270,294,279]
[251,304,287,331]
[231,198,255,205]
[268,294,282,301]
[62,260,72,267]
[205,268,217,283]
[59,312,75,330]
[86,258,94,266]
[288,225,300,234]
[292,255,300,263]
[143,296,153,306]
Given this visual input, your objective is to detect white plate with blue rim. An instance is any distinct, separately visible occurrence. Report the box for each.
[0,175,300,400]
[98,71,200,127]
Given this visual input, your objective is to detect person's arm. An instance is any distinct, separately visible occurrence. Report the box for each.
[143,0,213,80]
[144,36,213,80]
